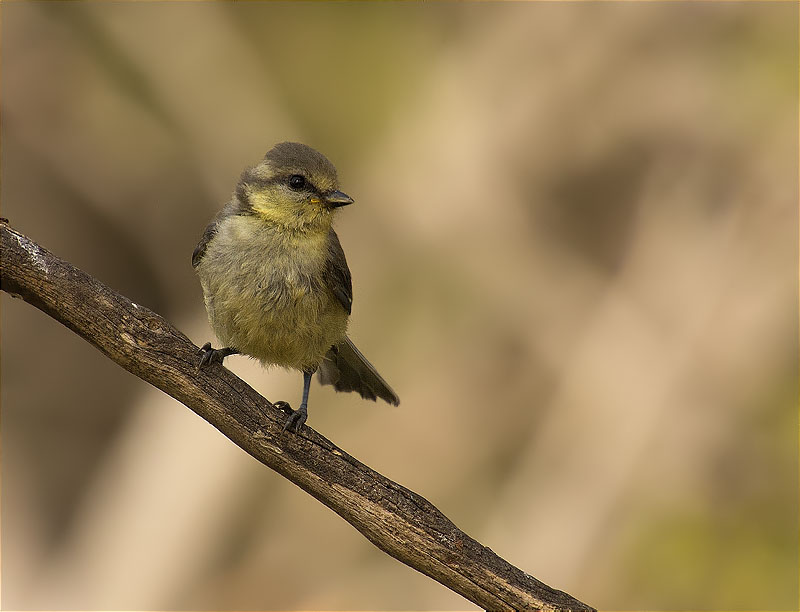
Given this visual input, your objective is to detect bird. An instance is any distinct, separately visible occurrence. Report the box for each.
[192,142,399,432]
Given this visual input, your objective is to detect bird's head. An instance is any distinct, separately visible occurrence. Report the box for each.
[236,142,353,232]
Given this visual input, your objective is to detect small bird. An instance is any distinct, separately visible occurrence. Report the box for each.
[192,142,399,432]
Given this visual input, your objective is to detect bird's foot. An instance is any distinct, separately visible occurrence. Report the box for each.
[197,342,237,368]
[281,401,308,433]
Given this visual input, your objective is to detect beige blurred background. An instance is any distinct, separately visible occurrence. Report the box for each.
[1,2,797,610]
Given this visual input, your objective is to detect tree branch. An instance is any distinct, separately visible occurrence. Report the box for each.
[0,220,594,611]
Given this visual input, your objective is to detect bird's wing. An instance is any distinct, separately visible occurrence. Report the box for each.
[192,201,239,268]
[325,228,353,314]
[319,229,400,405]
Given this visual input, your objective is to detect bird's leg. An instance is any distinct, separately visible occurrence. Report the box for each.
[197,342,239,367]
[283,369,314,433]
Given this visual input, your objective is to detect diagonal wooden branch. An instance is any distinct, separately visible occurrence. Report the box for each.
[0,220,594,612]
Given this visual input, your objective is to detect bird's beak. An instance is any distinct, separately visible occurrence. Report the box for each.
[324,190,354,208]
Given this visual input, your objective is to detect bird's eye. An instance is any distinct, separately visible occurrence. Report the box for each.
[288,174,306,190]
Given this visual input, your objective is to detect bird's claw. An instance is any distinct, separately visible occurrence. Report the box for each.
[282,403,308,434]
[274,401,293,416]
[197,342,227,368]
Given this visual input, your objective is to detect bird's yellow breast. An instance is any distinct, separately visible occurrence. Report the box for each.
[195,214,348,371]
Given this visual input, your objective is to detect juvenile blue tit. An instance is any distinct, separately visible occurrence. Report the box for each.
[192,142,399,432]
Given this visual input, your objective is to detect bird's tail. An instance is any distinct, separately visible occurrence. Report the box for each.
[317,336,400,406]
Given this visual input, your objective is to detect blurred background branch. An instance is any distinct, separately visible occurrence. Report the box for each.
[0,221,595,612]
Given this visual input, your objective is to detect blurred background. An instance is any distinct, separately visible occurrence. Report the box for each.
[1,2,797,610]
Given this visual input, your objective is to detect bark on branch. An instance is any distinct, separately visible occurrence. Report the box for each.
[0,220,594,611]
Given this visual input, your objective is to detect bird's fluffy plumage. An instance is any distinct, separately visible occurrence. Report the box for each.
[194,142,399,412]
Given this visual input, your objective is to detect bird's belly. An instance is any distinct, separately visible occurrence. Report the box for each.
[201,266,347,371]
